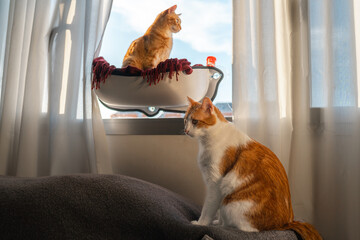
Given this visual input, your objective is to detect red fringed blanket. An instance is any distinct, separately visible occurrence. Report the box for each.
[92,57,194,89]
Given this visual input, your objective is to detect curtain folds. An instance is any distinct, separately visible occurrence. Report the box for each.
[233,0,360,239]
[0,0,113,176]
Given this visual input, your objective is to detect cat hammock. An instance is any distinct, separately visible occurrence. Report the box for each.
[92,57,223,116]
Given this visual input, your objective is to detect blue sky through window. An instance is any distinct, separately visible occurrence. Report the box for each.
[98,0,232,118]
[309,0,358,107]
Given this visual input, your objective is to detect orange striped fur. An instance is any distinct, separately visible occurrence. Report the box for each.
[185,97,322,240]
[122,5,181,70]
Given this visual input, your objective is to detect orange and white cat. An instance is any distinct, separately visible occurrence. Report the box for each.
[184,97,322,240]
[122,5,181,70]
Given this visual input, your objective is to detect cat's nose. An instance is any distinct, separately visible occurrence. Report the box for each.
[184,129,189,135]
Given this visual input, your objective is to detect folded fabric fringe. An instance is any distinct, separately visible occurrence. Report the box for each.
[92,57,194,89]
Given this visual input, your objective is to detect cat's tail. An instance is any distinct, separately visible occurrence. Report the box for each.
[278,221,322,240]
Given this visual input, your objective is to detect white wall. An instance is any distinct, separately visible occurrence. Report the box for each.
[107,135,205,206]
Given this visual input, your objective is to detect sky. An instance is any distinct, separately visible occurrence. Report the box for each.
[99,0,232,107]
[98,0,359,117]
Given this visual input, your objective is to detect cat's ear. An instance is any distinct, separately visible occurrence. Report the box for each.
[187,96,197,105]
[201,97,214,114]
[167,5,177,14]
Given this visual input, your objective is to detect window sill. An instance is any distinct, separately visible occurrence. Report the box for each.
[103,117,233,135]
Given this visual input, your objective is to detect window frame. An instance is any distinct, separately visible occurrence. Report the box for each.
[103,118,186,135]
[103,114,233,136]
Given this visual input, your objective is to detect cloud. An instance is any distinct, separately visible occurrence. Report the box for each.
[111,0,232,55]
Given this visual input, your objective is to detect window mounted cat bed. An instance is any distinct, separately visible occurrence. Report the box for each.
[92,57,223,116]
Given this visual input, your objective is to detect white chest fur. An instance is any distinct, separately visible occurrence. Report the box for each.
[197,122,250,183]
[194,121,256,231]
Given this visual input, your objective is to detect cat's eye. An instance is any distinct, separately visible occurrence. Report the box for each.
[192,119,198,125]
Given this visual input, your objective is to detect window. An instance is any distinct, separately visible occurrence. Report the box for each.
[98,0,232,119]
[309,0,358,107]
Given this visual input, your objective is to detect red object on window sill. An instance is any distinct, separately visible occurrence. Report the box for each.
[206,56,216,67]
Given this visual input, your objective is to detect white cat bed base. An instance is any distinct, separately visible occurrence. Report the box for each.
[93,59,223,116]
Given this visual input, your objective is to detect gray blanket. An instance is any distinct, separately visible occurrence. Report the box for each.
[0,174,299,240]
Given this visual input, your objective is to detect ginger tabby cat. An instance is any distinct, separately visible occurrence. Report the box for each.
[122,5,181,70]
[184,97,322,240]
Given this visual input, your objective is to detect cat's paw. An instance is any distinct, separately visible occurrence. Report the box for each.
[212,219,220,225]
[191,220,200,225]
[191,220,210,226]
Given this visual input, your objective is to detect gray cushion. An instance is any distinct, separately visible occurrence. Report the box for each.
[0,174,299,240]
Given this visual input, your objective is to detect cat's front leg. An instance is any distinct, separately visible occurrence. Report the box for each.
[192,183,222,226]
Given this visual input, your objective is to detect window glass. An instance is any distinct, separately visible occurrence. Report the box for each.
[309,0,357,107]
[98,0,232,118]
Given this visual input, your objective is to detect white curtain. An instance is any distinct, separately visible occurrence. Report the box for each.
[0,0,113,176]
[233,0,360,239]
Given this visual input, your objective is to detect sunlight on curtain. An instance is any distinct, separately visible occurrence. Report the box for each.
[308,1,360,239]
[233,0,360,239]
[310,0,357,108]
[58,0,76,115]
[59,29,72,115]
[0,1,10,102]
[273,0,291,119]
[0,0,113,176]
[67,0,76,24]
[41,66,48,113]
[354,0,360,107]
[232,0,293,172]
